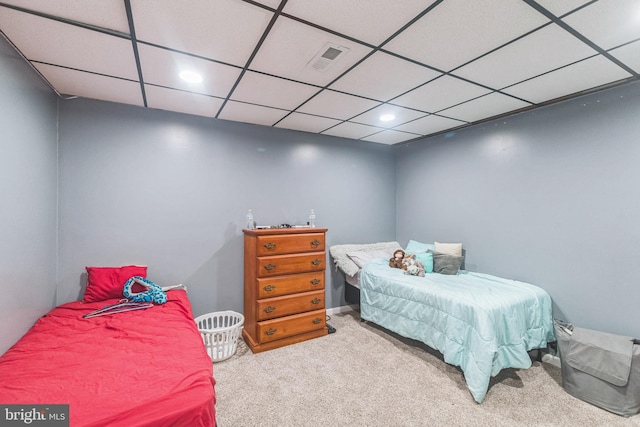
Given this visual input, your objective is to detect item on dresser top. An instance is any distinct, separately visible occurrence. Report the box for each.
[243,227,328,353]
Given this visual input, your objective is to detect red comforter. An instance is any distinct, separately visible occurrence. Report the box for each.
[0,290,216,427]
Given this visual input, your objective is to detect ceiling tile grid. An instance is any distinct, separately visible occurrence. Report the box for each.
[1,0,638,145]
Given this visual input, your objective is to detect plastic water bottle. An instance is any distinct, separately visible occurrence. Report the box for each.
[308,209,316,228]
[245,209,255,229]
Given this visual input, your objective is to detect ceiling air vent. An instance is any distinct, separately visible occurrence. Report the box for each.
[306,42,350,72]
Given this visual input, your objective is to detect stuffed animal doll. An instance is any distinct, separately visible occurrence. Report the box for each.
[389,249,406,270]
[402,253,426,277]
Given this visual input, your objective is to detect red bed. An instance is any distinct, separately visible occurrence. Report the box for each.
[0,290,216,426]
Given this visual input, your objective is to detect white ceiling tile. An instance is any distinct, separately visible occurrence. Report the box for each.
[563,0,640,50]
[383,0,549,71]
[609,41,640,74]
[439,92,530,123]
[393,75,491,113]
[454,24,597,89]
[0,8,139,80]
[322,122,383,140]
[145,85,223,118]
[250,16,373,87]
[393,115,466,136]
[252,0,282,9]
[219,101,289,127]
[351,104,426,128]
[503,55,633,104]
[361,129,421,145]
[535,0,592,17]
[231,71,320,110]
[275,112,341,133]
[298,90,380,120]
[34,63,143,106]
[283,0,436,46]
[131,0,273,67]
[1,0,130,33]
[137,44,242,98]
[329,51,442,101]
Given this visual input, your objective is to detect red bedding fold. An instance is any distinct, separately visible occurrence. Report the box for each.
[0,290,216,427]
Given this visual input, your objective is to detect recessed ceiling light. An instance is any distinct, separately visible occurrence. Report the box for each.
[179,70,203,83]
[380,114,395,122]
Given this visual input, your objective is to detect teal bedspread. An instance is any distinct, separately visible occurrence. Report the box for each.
[360,258,554,403]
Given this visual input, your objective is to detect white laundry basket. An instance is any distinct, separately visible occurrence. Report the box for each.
[195,311,244,362]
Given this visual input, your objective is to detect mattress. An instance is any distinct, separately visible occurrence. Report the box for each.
[360,258,554,403]
[0,290,216,427]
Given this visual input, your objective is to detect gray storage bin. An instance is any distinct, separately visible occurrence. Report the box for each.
[554,320,640,417]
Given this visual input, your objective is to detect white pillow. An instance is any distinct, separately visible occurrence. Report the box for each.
[347,249,393,268]
[434,242,463,257]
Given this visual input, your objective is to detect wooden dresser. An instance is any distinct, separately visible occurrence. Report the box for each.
[242,227,328,353]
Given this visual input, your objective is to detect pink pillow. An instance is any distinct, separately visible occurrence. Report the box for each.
[83,265,147,303]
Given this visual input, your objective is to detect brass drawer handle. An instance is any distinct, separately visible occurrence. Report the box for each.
[265,328,277,335]
[312,318,322,325]
[310,279,320,285]
[311,298,321,305]
[264,263,276,271]
[263,306,276,313]
[263,242,276,250]
[310,239,321,247]
[311,259,322,266]
[263,285,276,292]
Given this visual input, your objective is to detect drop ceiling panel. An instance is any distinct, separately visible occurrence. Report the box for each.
[0,0,130,33]
[1,0,638,145]
[383,0,549,72]
[218,101,289,127]
[361,129,420,145]
[145,85,223,118]
[321,122,384,140]
[34,63,143,106]
[249,16,373,87]
[609,41,640,74]
[439,92,530,123]
[454,24,597,90]
[0,8,139,80]
[283,0,436,46]
[534,0,592,17]
[130,0,273,67]
[351,104,426,128]
[329,51,442,101]
[562,0,640,50]
[275,112,341,133]
[229,71,320,110]
[393,76,491,113]
[137,44,242,98]
[298,90,380,120]
[503,55,633,104]
[394,115,466,136]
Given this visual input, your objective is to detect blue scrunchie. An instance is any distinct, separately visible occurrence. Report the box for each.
[123,276,167,304]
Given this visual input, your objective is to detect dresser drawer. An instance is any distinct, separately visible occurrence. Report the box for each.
[257,252,325,277]
[256,233,325,256]
[257,271,324,298]
[256,290,325,321]
[258,309,326,343]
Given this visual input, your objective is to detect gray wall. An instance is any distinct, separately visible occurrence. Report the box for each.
[57,99,396,318]
[0,38,58,353]
[396,80,640,338]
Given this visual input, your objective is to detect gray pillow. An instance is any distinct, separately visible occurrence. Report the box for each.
[428,250,463,275]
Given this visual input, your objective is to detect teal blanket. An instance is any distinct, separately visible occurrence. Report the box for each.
[360,258,554,403]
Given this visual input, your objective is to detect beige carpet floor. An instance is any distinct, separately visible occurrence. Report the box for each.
[213,310,640,427]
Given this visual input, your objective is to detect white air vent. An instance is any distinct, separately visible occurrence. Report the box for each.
[306,42,350,72]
